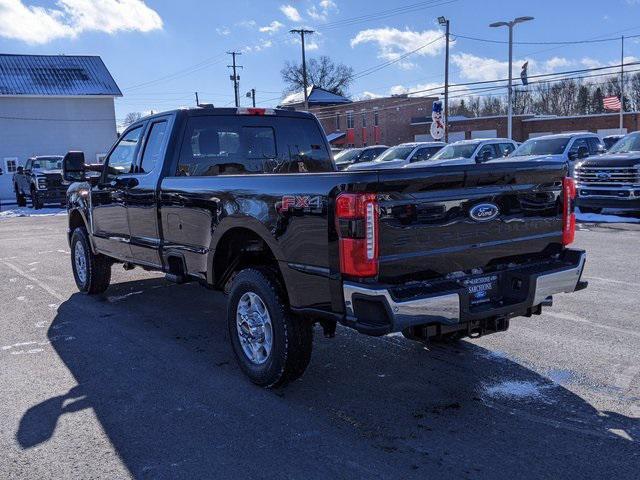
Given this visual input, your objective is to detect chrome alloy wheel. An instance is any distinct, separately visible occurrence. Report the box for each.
[74,241,87,284]
[236,291,273,365]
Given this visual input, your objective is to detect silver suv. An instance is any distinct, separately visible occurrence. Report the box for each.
[509,133,604,176]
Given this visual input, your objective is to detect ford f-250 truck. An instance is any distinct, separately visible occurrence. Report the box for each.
[62,107,587,387]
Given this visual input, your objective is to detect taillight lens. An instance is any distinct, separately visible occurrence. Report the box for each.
[562,177,576,246]
[335,193,378,277]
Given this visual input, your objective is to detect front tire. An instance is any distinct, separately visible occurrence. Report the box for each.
[14,185,26,207]
[70,227,111,294]
[227,268,313,387]
[30,187,42,210]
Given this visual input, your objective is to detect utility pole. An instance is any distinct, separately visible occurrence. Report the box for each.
[227,51,243,107]
[195,91,200,107]
[490,16,534,140]
[290,29,315,111]
[620,35,625,133]
[246,88,256,107]
[438,16,450,142]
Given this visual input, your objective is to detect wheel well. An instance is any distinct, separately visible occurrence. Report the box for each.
[212,228,284,293]
[68,210,86,240]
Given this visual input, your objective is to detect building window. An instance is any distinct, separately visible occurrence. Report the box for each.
[361,110,367,128]
[4,158,18,173]
[373,109,379,127]
[335,113,341,130]
[346,111,354,129]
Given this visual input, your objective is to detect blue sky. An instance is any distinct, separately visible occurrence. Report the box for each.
[1,0,640,124]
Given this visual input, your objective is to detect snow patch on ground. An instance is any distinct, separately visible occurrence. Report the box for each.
[576,208,640,224]
[483,380,553,399]
[0,207,66,219]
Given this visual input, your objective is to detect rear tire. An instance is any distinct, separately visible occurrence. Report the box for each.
[70,227,111,294]
[30,187,42,210]
[227,268,313,387]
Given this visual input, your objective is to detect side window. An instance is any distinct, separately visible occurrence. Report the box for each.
[477,144,498,161]
[569,138,588,156]
[359,150,374,162]
[24,160,32,171]
[105,126,143,179]
[411,147,437,162]
[498,143,515,156]
[5,158,18,173]
[587,137,602,155]
[139,121,168,173]
[177,117,277,176]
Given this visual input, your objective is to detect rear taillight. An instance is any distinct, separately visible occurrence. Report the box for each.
[335,193,378,277]
[562,177,576,246]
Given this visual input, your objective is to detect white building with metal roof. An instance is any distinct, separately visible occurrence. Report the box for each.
[0,54,121,203]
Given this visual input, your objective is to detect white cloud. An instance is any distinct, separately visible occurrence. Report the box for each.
[259,20,283,34]
[216,26,230,36]
[0,0,162,44]
[236,19,256,28]
[242,38,274,53]
[280,4,302,22]
[307,0,337,21]
[353,91,383,101]
[350,28,446,67]
[306,40,320,51]
[452,53,574,82]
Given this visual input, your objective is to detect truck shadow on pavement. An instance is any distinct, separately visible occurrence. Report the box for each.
[17,277,640,479]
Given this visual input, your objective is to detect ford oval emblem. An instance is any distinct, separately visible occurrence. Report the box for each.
[469,203,500,222]
[596,172,611,180]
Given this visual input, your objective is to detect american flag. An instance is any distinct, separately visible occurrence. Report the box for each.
[603,95,622,111]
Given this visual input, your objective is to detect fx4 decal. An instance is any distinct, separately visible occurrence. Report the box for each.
[277,195,324,214]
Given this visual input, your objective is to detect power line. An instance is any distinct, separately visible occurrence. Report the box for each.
[316,0,459,31]
[227,51,243,107]
[452,32,640,45]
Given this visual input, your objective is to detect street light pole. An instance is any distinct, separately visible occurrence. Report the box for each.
[438,16,450,143]
[290,29,315,111]
[489,16,534,140]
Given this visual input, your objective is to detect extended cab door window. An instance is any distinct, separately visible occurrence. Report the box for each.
[104,126,143,180]
[138,120,168,174]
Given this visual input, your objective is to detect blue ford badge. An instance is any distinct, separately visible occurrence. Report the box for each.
[469,203,500,222]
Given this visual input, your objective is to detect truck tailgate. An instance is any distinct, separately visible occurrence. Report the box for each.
[374,161,567,283]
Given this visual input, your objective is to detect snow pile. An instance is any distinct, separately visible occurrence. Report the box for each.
[483,380,552,399]
[0,207,66,219]
[576,208,640,224]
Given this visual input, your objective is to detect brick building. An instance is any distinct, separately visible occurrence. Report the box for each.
[282,88,438,147]
[282,87,639,147]
[448,112,640,141]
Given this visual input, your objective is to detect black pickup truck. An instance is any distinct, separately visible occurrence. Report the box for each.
[13,155,66,209]
[575,131,640,214]
[62,107,587,387]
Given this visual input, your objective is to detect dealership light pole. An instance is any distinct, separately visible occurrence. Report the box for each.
[438,16,450,142]
[290,28,315,111]
[489,16,534,140]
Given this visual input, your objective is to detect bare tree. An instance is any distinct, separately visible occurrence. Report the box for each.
[123,112,143,126]
[281,56,354,95]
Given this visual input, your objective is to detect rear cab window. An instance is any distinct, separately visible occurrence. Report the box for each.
[176,114,333,176]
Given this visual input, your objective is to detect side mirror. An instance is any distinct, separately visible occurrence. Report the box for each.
[17,166,24,175]
[62,151,86,182]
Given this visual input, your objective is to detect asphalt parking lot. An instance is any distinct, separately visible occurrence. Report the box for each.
[0,213,638,479]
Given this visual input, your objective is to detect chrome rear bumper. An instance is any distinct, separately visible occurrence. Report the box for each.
[343,250,586,334]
